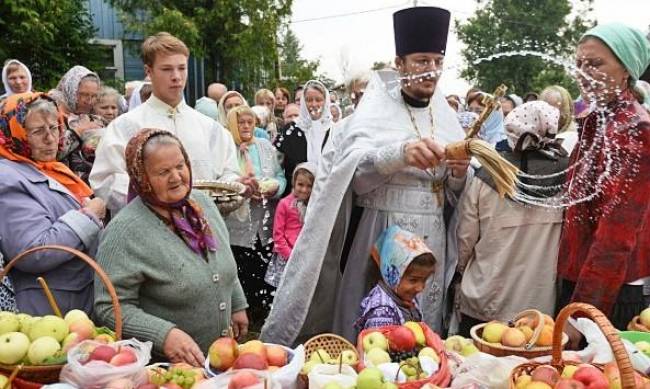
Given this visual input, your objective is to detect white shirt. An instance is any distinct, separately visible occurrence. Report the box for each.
[89,94,240,213]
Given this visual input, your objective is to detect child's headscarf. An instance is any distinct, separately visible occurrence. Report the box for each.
[371,225,434,290]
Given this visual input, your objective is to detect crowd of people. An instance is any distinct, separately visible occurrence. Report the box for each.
[1,6,649,368]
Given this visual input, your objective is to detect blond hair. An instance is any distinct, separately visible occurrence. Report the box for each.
[141,32,189,67]
[226,105,256,145]
[254,89,275,105]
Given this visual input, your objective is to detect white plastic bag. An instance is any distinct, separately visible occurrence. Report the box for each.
[195,369,281,389]
[450,352,527,389]
[59,338,152,389]
[308,364,358,389]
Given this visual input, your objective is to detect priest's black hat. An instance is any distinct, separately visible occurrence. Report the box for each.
[393,7,451,56]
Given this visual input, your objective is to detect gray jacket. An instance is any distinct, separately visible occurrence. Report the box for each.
[0,159,101,315]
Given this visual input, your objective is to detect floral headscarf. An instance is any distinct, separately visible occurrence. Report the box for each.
[505,101,561,152]
[0,92,93,202]
[125,128,218,256]
[371,225,434,289]
[56,66,100,114]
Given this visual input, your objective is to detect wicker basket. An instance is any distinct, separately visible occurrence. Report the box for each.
[0,245,123,384]
[509,303,637,389]
[627,316,650,332]
[471,309,569,358]
[297,333,359,389]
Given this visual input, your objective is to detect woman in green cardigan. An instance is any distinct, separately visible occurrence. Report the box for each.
[94,128,248,367]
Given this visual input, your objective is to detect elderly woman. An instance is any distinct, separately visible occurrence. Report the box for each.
[540,85,578,153]
[456,101,568,336]
[55,66,105,182]
[94,129,248,366]
[0,92,104,315]
[274,80,332,196]
[218,91,247,128]
[557,23,650,332]
[225,106,286,326]
[2,60,32,100]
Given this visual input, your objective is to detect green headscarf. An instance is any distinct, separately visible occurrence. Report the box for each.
[582,22,650,84]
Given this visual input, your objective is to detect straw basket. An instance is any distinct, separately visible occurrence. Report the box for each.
[298,333,359,389]
[471,309,569,358]
[509,303,637,389]
[0,245,123,384]
[627,316,650,332]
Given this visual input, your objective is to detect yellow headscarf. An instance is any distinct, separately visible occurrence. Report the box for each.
[226,105,257,146]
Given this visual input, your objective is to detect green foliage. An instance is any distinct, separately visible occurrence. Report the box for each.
[456,0,595,97]
[0,0,103,90]
[278,28,319,91]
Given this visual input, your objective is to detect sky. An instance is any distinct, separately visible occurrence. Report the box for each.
[289,0,650,96]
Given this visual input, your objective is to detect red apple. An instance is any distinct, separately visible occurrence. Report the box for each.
[228,371,260,389]
[110,347,138,366]
[209,337,239,370]
[387,327,416,352]
[554,378,586,389]
[68,319,95,340]
[573,365,608,389]
[232,353,269,370]
[531,365,560,386]
[266,345,288,367]
[239,340,267,359]
[88,344,117,363]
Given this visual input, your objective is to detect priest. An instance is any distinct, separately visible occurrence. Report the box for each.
[261,6,470,344]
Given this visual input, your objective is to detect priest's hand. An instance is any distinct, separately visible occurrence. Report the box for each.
[163,328,206,367]
[446,159,471,178]
[404,138,445,170]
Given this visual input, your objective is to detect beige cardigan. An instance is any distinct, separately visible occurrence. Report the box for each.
[456,176,562,322]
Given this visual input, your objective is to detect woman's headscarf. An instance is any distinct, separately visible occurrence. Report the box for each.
[218,91,248,127]
[56,66,100,114]
[296,80,333,164]
[125,128,218,256]
[582,23,650,85]
[2,60,32,98]
[504,101,561,152]
[0,92,93,202]
[540,85,577,133]
[226,106,257,146]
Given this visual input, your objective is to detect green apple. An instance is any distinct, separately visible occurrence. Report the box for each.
[444,335,466,353]
[382,382,398,389]
[635,341,650,356]
[301,360,319,375]
[29,315,68,342]
[418,347,440,363]
[0,312,20,335]
[63,310,90,326]
[362,332,389,352]
[640,307,650,328]
[323,383,343,389]
[340,349,358,365]
[357,367,385,389]
[403,322,426,345]
[27,336,61,364]
[366,348,391,366]
[16,313,34,334]
[0,375,8,388]
[310,349,332,363]
[0,331,30,364]
[460,343,479,357]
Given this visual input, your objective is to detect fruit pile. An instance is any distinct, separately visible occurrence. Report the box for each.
[146,363,206,389]
[208,338,290,372]
[480,314,556,348]
[0,310,115,366]
[300,348,358,375]
[443,336,479,357]
[514,363,650,389]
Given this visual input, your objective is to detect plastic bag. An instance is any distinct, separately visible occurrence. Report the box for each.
[59,338,152,389]
[195,369,281,389]
[307,364,358,389]
[450,352,527,389]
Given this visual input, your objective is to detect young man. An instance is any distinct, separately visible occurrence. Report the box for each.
[90,33,240,213]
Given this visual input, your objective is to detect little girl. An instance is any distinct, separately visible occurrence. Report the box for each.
[265,162,317,287]
[356,225,436,331]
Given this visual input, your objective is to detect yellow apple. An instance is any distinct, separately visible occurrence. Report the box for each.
[482,322,508,343]
[27,336,61,364]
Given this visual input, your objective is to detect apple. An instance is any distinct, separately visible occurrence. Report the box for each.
[0,312,20,335]
[640,308,650,328]
[233,353,268,370]
[357,367,385,389]
[27,336,61,364]
[403,322,426,345]
[572,365,608,389]
[88,344,118,363]
[418,347,439,363]
[266,345,288,367]
[382,383,398,389]
[105,378,135,389]
[562,365,579,378]
[228,371,260,389]
[0,331,30,364]
[63,310,90,326]
[636,341,650,356]
[110,347,138,366]
[362,332,389,352]
[94,334,116,344]
[310,349,331,363]
[366,347,391,366]
[0,376,8,389]
[209,337,239,370]
[554,378,585,389]
[301,360,318,375]
[62,332,83,352]
[444,335,467,352]
[387,326,416,352]
[481,322,508,343]
[68,318,95,340]
[340,349,358,365]
[460,342,479,357]
[524,383,552,389]
[514,374,531,389]
[323,383,343,389]
[239,340,267,359]
[501,328,527,347]
[531,365,559,386]
[29,315,69,342]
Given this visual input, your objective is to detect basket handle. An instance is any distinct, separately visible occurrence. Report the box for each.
[510,309,545,350]
[0,245,122,340]
[552,303,635,388]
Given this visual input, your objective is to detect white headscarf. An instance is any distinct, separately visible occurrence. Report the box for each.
[296,80,333,165]
[2,60,32,98]
[218,91,249,127]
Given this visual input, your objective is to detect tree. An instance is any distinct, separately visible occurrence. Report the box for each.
[0,0,102,90]
[456,0,595,96]
[109,0,294,98]
[277,28,319,91]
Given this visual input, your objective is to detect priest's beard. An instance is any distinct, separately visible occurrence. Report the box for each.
[400,76,437,101]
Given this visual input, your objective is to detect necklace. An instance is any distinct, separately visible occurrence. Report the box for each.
[404,102,435,139]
